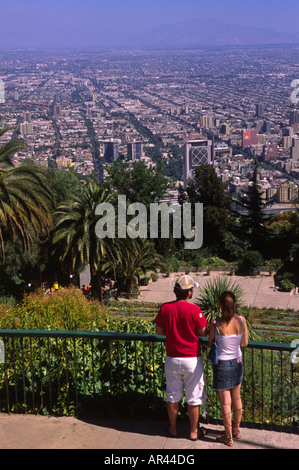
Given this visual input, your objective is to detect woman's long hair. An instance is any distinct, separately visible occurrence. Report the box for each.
[219,291,236,323]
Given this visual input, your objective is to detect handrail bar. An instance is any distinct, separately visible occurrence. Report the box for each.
[0,329,295,352]
[0,329,297,429]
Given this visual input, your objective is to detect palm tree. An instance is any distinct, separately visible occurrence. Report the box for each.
[195,276,254,338]
[115,238,165,296]
[0,129,53,261]
[0,127,25,168]
[52,179,122,301]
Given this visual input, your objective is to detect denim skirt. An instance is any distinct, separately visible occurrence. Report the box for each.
[213,358,244,391]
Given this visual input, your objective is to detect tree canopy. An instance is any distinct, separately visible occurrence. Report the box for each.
[184,164,233,250]
[106,159,170,207]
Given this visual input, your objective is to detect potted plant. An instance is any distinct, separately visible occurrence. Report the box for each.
[240,250,263,276]
[229,263,237,276]
[206,265,212,276]
[265,259,281,276]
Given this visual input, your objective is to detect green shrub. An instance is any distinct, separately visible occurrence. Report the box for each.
[239,250,263,273]
[163,255,181,273]
[140,276,150,286]
[280,280,295,292]
[279,271,295,282]
[0,295,17,307]
[0,287,108,331]
[265,259,282,274]
[150,272,159,282]
[204,256,228,267]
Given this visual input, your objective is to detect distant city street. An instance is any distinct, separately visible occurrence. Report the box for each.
[0,46,299,205]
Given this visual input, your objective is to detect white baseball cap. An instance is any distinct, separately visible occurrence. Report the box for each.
[175,275,199,290]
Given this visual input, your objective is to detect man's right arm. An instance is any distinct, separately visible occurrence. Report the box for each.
[156,325,165,336]
[197,309,208,336]
[198,326,208,337]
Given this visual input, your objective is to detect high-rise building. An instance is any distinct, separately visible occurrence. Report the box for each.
[262,144,278,162]
[262,120,271,134]
[213,143,232,158]
[54,103,62,117]
[258,134,266,145]
[256,103,265,117]
[288,185,298,202]
[20,122,33,136]
[289,109,299,125]
[102,140,119,162]
[283,136,292,149]
[24,112,31,123]
[220,123,230,135]
[256,120,263,133]
[127,141,143,161]
[266,187,277,201]
[283,126,294,137]
[200,114,213,129]
[290,109,299,132]
[291,136,299,160]
[242,129,258,149]
[276,184,298,203]
[277,184,289,202]
[184,139,213,188]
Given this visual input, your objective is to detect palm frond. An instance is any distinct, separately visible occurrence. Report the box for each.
[195,276,245,323]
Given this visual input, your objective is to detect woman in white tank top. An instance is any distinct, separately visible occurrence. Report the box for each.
[216,316,243,361]
[208,291,248,446]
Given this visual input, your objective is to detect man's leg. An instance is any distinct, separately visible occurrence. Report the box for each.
[188,404,199,440]
[165,357,183,437]
[167,402,179,436]
[184,357,206,440]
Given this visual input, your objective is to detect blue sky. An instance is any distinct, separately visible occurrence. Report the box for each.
[1,0,299,48]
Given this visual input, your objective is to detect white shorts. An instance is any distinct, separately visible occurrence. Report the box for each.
[164,356,206,406]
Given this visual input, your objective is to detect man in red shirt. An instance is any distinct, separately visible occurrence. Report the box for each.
[155,275,208,440]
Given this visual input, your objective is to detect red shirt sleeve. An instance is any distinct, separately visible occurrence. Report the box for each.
[194,306,207,331]
[154,307,164,328]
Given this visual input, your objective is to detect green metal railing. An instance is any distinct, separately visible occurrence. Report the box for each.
[0,329,297,432]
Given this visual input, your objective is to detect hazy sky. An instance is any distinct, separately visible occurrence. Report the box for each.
[1,0,299,49]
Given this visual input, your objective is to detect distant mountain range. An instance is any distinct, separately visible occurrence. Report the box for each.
[128,18,299,48]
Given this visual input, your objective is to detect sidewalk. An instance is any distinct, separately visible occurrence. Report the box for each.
[137,271,299,310]
[0,413,298,449]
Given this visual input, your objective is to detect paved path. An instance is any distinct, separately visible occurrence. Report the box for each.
[137,271,299,310]
[0,413,298,450]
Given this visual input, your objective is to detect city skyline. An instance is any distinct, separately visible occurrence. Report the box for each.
[1,45,299,203]
[1,0,299,49]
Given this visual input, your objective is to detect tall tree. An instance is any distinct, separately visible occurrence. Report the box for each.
[236,158,268,253]
[0,127,25,168]
[265,211,299,261]
[52,179,122,301]
[48,167,83,207]
[113,238,165,295]
[106,159,170,208]
[184,164,233,251]
[0,129,53,261]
